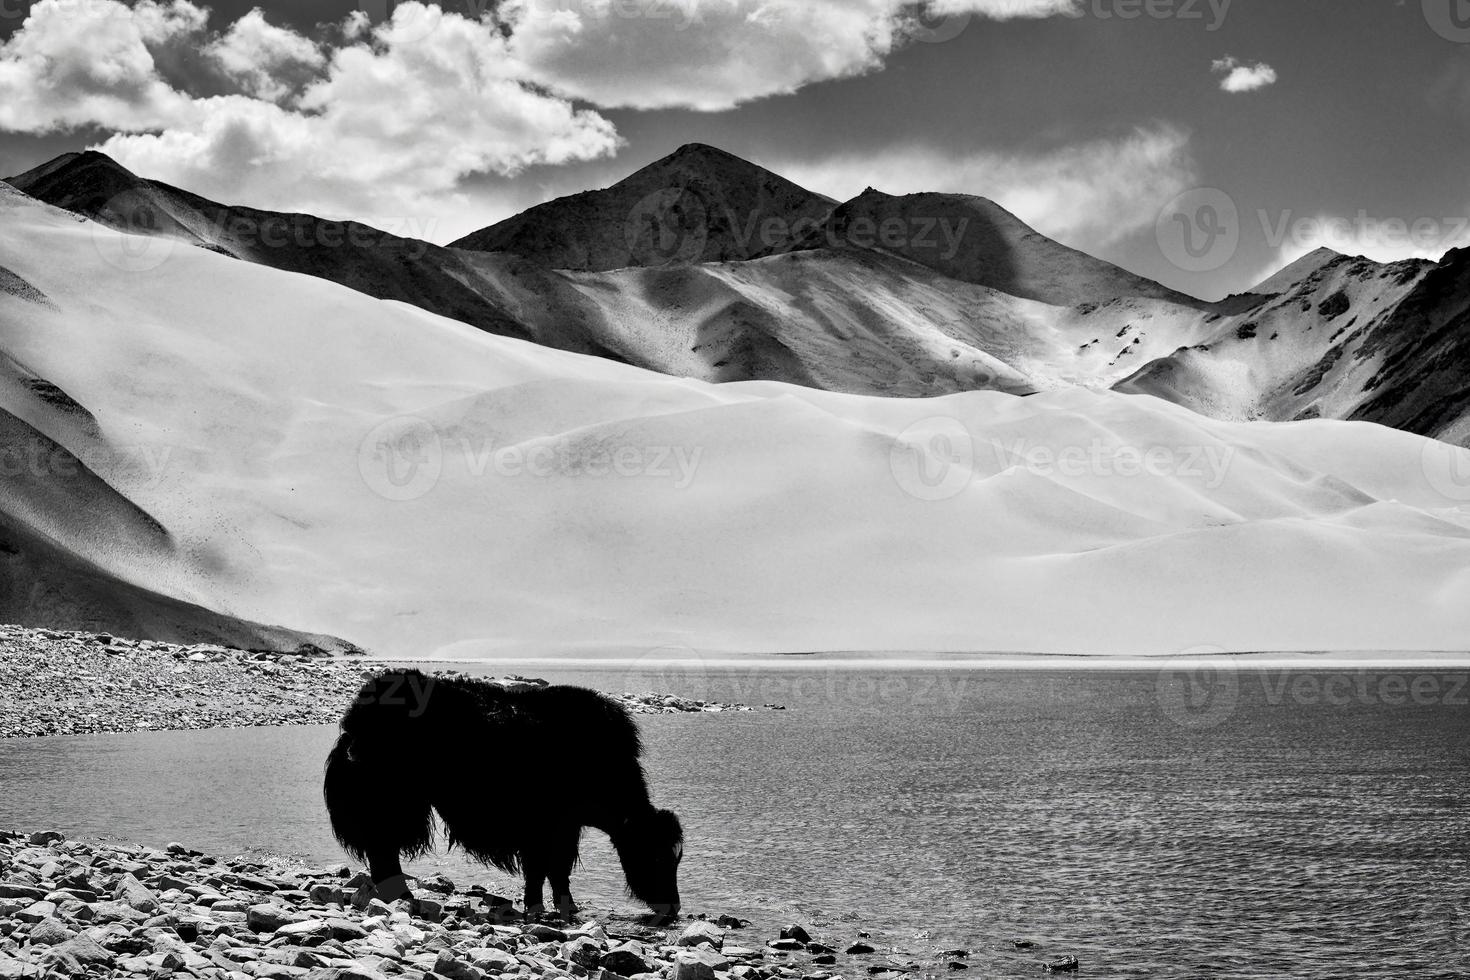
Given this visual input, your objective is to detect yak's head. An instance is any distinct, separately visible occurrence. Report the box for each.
[613,807,683,922]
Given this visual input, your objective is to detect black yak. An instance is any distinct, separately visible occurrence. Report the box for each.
[324,669,683,920]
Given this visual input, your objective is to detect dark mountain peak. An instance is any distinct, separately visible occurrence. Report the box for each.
[451,144,836,270]
[7,150,142,195]
[798,186,1201,308]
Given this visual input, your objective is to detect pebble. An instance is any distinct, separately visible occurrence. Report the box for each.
[0,831,962,980]
[0,625,781,739]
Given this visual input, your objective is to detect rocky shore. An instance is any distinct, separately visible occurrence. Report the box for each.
[0,626,777,739]
[0,831,954,980]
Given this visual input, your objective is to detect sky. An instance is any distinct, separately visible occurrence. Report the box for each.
[0,0,1467,299]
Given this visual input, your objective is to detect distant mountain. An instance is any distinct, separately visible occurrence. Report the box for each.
[789,188,1210,309]
[450,143,837,270]
[11,145,1470,443]
[1115,247,1470,442]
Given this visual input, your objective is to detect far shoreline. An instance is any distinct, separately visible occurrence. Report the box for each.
[380,650,1470,672]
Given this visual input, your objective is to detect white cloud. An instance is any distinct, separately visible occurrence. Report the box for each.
[205,8,326,103]
[1211,56,1277,94]
[501,0,1085,112]
[0,0,621,232]
[774,125,1198,252]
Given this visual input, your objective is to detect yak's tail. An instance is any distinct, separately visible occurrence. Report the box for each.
[323,671,438,863]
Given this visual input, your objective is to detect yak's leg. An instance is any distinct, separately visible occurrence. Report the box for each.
[522,850,548,919]
[367,848,416,907]
[547,826,581,920]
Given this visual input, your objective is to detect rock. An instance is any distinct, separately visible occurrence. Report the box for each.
[325,917,367,941]
[767,940,804,952]
[673,949,728,980]
[466,947,521,972]
[805,943,835,955]
[26,831,64,846]
[1042,957,1079,973]
[115,874,160,912]
[39,934,114,975]
[813,954,837,965]
[27,916,75,945]
[418,873,456,894]
[562,937,605,968]
[277,919,333,940]
[678,922,726,949]
[0,884,47,901]
[779,926,811,945]
[526,923,567,943]
[248,903,305,932]
[600,945,652,977]
[434,950,485,980]
[713,915,748,930]
[16,900,55,923]
[846,943,876,955]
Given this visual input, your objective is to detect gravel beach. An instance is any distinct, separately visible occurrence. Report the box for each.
[0,625,775,739]
[0,830,937,980]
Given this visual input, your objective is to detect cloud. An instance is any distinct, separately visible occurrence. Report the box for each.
[774,125,1198,252]
[205,8,326,103]
[1211,56,1277,93]
[501,0,1085,112]
[0,0,620,232]
[0,0,1103,233]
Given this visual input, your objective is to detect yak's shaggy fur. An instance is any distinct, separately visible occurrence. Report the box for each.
[324,670,683,918]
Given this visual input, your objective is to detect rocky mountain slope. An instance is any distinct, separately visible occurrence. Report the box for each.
[451,142,838,269]
[9,145,1470,444]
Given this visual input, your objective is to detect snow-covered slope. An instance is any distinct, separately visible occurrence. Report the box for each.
[1117,248,1470,442]
[3,187,1468,657]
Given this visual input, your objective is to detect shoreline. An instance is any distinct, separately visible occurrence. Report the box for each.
[0,626,779,741]
[0,830,974,980]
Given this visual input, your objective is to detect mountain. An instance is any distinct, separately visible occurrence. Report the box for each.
[450,143,838,269]
[1115,247,1470,443]
[789,188,1211,309]
[11,146,1470,444]
[3,183,1470,656]
[5,148,1203,397]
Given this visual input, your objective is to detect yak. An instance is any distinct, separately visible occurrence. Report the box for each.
[324,669,683,920]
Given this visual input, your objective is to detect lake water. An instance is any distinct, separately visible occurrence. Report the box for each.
[1,663,1468,978]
